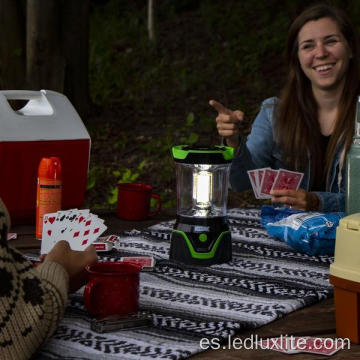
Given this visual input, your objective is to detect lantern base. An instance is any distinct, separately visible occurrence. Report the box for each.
[170,215,232,266]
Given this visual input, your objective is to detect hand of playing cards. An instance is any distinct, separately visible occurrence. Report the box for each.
[41,209,107,254]
[248,168,304,199]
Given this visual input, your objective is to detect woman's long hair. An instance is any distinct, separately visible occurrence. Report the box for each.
[276,3,360,189]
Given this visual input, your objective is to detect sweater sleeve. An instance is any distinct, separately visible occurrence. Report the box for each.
[0,221,69,360]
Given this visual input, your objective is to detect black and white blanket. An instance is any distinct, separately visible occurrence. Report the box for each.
[37,208,333,359]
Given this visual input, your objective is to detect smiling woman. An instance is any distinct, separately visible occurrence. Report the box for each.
[297,17,352,96]
[275,3,360,207]
[210,3,360,212]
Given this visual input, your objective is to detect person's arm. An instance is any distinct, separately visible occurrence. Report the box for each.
[0,217,97,359]
[0,243,68,359]
[313,190,344,212]
[229,98,278,192]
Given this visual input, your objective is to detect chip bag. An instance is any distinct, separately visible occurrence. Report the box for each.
[261,205,345,256]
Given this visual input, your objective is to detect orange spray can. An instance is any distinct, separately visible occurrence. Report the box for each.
[35,157,62,239]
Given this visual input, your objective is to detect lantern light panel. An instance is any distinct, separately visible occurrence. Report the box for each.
[193,164,213,215]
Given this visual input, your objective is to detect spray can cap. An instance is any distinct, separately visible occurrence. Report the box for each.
[38,157,62,180]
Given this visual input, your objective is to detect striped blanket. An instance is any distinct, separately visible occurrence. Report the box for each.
[37,208,333,359]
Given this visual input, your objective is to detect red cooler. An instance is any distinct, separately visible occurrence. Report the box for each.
[0,90,91,224]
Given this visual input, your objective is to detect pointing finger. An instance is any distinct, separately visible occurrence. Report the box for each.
[209,99,231,115]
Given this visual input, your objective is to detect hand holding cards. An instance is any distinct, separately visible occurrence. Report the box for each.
[41,209,107,254]
[248,168,303,199]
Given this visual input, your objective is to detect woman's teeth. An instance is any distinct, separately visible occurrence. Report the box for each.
[314,64,333,71]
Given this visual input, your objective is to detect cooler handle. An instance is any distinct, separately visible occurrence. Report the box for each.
[0,90,54,116]
[0,90,44,100]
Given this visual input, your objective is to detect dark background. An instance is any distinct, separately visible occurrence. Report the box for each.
[1,0,359,210]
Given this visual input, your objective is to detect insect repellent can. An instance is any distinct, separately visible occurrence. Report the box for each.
[36,157,62,239]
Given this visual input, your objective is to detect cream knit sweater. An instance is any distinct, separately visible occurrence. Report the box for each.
[0,199,69,360]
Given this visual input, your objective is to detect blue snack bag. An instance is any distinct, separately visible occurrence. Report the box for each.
[261,205,345,256]
[261,205,304,225]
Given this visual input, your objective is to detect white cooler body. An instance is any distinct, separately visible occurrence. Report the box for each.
[0,90,91,224]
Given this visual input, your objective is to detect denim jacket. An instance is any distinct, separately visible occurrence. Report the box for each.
[230,97,345,212]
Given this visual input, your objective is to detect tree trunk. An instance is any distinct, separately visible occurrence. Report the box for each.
[62,0,91,117]
[0,0,26,89]
[148,0,155,41]
[26,0,91,117]
[26,0,65,91]
[0,1,91,117]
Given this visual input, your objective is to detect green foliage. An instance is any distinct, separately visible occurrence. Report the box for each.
[179,112,199,144]
[185,112,195,127]
[180,132,198,145]
[87,0,360,210]
[107,160,148,205]
[86,166,100,191]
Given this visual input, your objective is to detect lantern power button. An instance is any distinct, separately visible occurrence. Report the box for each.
[199,233,208,242]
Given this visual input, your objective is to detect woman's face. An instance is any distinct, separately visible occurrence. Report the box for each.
[297,17,351,94]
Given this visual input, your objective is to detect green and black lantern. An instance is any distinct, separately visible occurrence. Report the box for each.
[170,145,234,266]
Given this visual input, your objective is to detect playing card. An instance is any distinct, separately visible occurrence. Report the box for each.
[52,209,79,239]
[59,210,90,240]
[93,241,113,252]
[41,209,107,254]
[41,211,60,254]
[98,234,121,244]
[41,209,81,254]
[300,338,343,356]
[257,337,300,354]
[120,256,156,271]
[97,234,121,250]
[257,168,266,188]
[247,168,271,199]
[247,170,260,199]
[65,213,107,251]
[271,169,304,191]
[259,168,278,198]
[258,336,345,356]
[56,208,82,237]
[7,233,17,240]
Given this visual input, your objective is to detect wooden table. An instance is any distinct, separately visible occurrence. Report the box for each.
[9,209,360,360]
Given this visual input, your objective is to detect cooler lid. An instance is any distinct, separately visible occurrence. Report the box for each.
[339,213,360,231]
[0,90,90,141]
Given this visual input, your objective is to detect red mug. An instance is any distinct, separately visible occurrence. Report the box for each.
[84,262,141,318]
[117,183,161,220]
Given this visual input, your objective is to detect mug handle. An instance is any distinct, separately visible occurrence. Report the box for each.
[83,279,101,314]
[148,193,162,217]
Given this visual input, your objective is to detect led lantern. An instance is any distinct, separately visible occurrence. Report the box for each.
[170,145,234,265]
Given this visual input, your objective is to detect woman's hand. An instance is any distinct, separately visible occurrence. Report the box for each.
[43,240,98,292]
[270,188,320,211]
[209,99,244,149]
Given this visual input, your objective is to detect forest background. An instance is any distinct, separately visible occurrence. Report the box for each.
[2,0,360,211]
